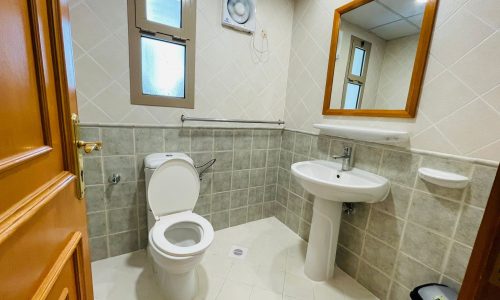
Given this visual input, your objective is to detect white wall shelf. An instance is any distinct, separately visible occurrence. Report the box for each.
[418,167,470,189]
[313,124,409,144]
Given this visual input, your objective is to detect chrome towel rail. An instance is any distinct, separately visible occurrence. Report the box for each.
[181,115,285,125]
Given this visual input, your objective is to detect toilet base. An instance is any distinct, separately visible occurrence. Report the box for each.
[152,261,197,300]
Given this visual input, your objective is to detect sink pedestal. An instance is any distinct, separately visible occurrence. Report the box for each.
[304,198,342,281]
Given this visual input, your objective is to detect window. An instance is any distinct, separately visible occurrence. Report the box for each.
[341,36,371,109]
[128,0,196,108]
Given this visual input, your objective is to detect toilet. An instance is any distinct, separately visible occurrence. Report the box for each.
[144,153,214,300]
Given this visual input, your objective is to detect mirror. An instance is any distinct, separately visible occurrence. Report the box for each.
[323,0,438,118]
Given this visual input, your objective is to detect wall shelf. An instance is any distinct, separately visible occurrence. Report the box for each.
[418,167,470,189]
[313,124,409,144]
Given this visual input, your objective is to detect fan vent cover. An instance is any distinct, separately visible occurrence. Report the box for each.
[222,0,256,33]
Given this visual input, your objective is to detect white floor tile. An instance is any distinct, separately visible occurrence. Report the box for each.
[91,217,378,300]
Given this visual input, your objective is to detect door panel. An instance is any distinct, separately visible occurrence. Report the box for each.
[0,0,93,299]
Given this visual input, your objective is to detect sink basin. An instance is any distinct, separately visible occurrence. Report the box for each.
[291,160,390,282]
[291,160,390,203]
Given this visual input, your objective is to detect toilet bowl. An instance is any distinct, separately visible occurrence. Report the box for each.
[144,153,214,300]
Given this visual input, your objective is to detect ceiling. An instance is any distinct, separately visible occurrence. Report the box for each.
[342,0,426,40]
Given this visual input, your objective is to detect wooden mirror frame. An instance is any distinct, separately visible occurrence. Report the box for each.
[322,0,438,118]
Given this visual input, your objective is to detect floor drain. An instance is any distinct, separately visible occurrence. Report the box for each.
[228,246,248,259]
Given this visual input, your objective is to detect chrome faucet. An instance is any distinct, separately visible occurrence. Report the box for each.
[332,146,353,171]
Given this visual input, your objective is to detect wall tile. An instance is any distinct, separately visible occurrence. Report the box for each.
[357,261,391,300]
[465,165,497,208]
[267,150,280,168]
[194,194,211,216]
[251,150,267,168]
[454,205,484,246]
[394,254,440,289]
[336,246,359,278]
[103,156,135,183]
[342,203,370,229]
[372,184,411,218]
[212,211,229,230]
[89,236,108,261]
[214,130,234,151]
[379,150,420,187]
[247,204,263,222]
[87,212,107,237]
[83,157,103,185]
[287,193,303,216]
[279,150,293,170]
[249,168,266,187]
[265,168,278,185]
[353,145,382,173]
[213,172,232,193]
[285,210,300,232]
[268,130,282,149]
[294,133,311,156]
[264,185,277,202]
[230,207,248,226]
[281,131,295,152]
[191,129,213,152]
[362,234,397,275]
[107,207,138,233]
[339,221,364,254]
[212,192,230,213]
[234,130,252,150]
[134,128,163,154]
[108,230,139,256]
[278,168,291,188]
[230,189,248,209]
[367,209,404,248]
[85,185,106,212]
[298,220,310,242]
[105,182,137,209]
[444,243,472,282]
[164,128,190,152]
[388,282,411,300]
[400,223,450,271]
[101,127,134,155]
[310,136,330,160]
[213,151,233,172]
[248,187,265,205]
[232,170,250,190]
[252,130,269,149]
[233,151,251,170]
[408,191,460,236]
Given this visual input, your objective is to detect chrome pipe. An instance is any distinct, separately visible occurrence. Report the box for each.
[181,114,285,125]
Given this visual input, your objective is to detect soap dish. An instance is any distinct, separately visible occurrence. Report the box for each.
[418,168,470,189]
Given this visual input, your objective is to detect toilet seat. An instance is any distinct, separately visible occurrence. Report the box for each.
[152,211,214,257]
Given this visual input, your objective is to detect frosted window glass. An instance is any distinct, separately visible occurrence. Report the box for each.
[350,47,366,77]
[141,36,186,98]
[146,0,182,28]
[344,83,361,109]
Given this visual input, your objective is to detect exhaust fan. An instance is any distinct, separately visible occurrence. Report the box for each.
[222,0,256,33]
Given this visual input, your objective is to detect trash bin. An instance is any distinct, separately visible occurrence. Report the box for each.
[410,283,458,300]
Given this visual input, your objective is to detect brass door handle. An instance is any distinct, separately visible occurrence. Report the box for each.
[76,140,103,154]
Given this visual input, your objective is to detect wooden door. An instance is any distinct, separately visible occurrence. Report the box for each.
[459,167,500,299]
[0,0,94,299]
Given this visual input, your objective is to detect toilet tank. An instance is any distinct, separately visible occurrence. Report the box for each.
[144,153,195,231]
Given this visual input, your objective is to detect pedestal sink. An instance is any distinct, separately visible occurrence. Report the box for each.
[291,160,390,281]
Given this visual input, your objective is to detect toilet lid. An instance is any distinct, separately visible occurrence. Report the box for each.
[147,158,200,218]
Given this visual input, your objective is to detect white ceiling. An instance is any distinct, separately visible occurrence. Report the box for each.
[342,0,425,40]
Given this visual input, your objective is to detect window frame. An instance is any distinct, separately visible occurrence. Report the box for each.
[341,35,372,109]
[128,0,196,108]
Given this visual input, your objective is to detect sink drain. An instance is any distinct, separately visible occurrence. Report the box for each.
[228,246,248,259]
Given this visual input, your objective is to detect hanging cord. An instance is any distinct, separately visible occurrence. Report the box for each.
[195,159,216,180]
[251,29,270,63]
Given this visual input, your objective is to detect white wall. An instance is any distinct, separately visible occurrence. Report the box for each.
[375,34,419,110]
[285,0,500,162]
[69,0,294,126]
